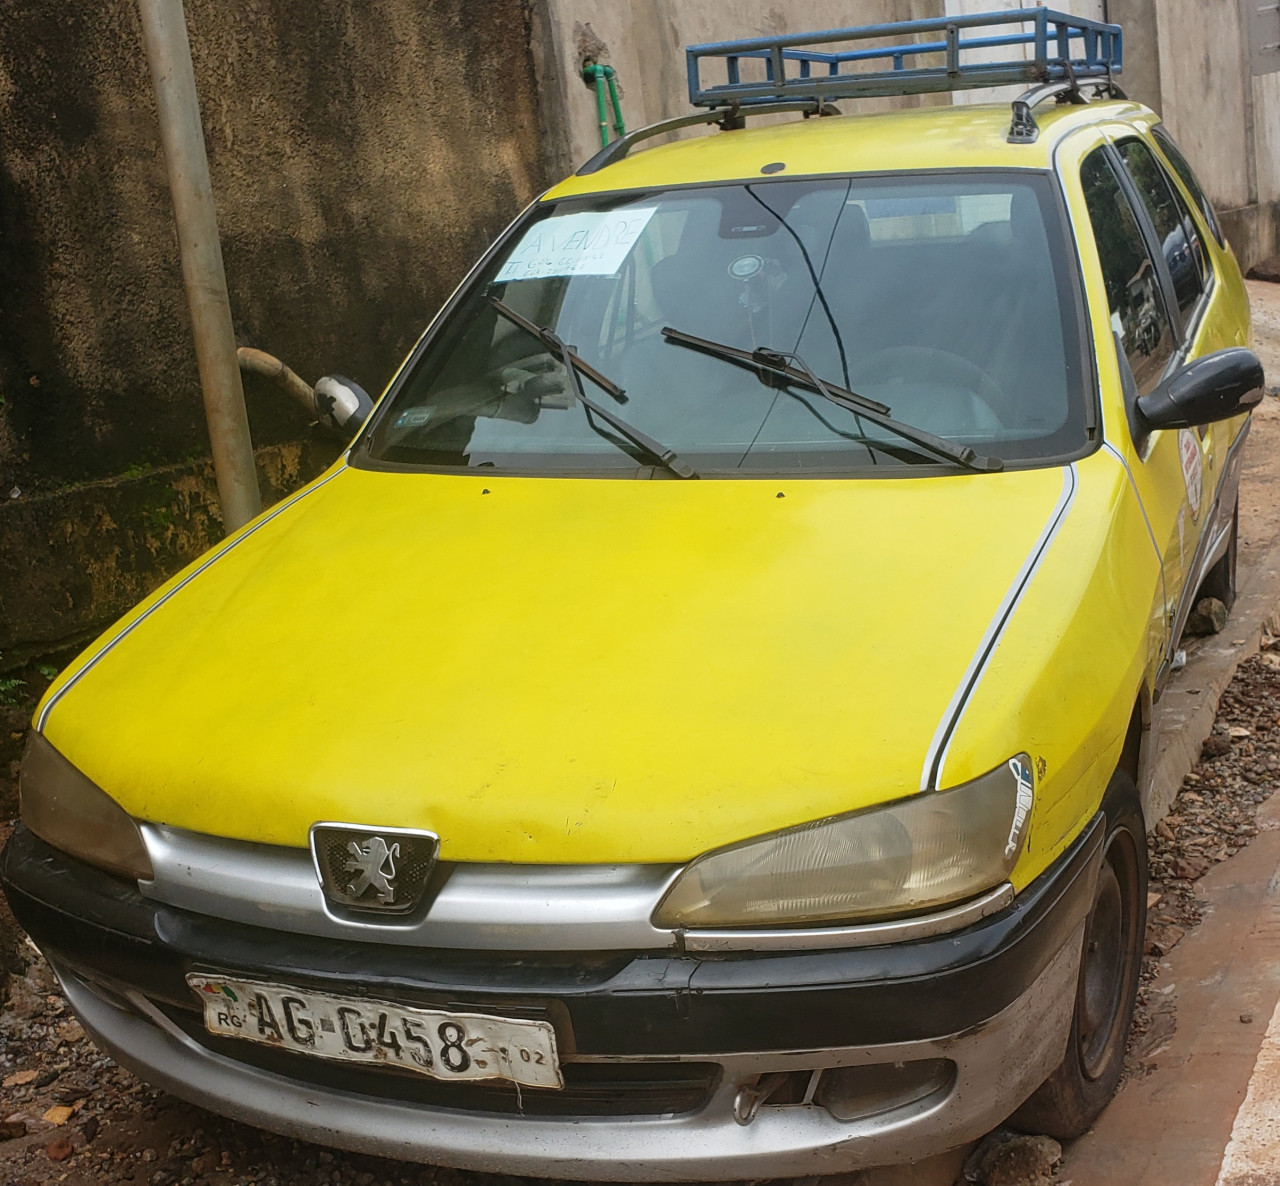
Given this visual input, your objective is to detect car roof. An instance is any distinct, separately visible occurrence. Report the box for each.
[546,98,1154,200]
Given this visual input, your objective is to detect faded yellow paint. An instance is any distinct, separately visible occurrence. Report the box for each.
[33,96,1254,900]
[941,118,1254,882]
[547,100,1152,199]
[42,464,1066,865]
[939,449,1158,880]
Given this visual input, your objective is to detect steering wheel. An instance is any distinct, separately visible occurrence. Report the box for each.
[847,346,1007,430]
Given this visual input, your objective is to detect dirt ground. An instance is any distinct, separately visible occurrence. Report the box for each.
[1126,649,1280,1076]
[3,282,1280,1186]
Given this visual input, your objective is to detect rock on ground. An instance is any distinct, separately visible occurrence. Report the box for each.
[963,1129,1062,1186]
[1185,596,1229,636]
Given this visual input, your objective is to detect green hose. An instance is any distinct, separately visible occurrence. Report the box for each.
[583,62,626,148]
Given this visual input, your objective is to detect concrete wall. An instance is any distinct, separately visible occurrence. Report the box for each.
[531,0,951,179]
[0,0,545,497]
[1116,0,1280,270]
[1152,0,1252,209]
[533,0,1108,175]
[0,439,336,667]
[0,0,547,667]
[944,0,1104,106]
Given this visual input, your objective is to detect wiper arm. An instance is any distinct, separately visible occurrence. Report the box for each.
[489,297,627,403]
[662,327,1003,473]
[663,327,888,414]
[490,298,698,479]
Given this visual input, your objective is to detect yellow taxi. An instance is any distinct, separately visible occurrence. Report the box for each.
[3,10,1265,1179]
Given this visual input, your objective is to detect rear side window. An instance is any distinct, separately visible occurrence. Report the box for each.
[1080,148,1175,394]
[1116,138,1207,324]
[1152,125,1226,247]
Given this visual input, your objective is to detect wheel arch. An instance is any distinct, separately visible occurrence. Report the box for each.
[1125,685,1154,831]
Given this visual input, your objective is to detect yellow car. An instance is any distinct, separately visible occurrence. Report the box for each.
[4,10,1266,1179]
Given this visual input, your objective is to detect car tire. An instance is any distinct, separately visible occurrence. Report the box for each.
[1197,501,1238,612]
[1010,771,1148,1140]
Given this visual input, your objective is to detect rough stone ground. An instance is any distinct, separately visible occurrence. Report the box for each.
[1126,648,1280,1079]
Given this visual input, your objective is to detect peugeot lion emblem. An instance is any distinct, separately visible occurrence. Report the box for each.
[310,824,439,916]
[344,836,400,904]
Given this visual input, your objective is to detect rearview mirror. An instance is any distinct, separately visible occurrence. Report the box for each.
[1135,348,1264,438]
[313,375,374,438]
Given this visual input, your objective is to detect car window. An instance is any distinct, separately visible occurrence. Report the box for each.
[1080,148,1176,395]
[1115,137,1206,326]
[1152,125,1226,248]
[361,173,1089,476]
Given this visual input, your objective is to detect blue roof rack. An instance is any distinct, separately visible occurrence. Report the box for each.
[576,8,1123,176]
[686,8,1122,108]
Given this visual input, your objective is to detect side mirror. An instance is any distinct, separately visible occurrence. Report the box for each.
[1135,348,1264,439]
[313,375,374,438]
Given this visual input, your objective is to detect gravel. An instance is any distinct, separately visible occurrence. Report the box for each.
[1126,645,1280,1076]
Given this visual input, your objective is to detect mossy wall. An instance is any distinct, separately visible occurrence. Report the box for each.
[0,0,546,663]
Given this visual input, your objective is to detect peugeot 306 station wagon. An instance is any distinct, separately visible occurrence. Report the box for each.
[3,11,1266,1180]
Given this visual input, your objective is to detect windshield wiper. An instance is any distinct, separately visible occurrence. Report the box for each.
[489,296,627,404]
[489,297,698,479]
[661,326,1003,473]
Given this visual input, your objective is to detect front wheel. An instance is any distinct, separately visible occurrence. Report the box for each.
[1197,501,1238,612]
[1011,772,1147,1139]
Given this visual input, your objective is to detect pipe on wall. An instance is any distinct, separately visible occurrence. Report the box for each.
[236,348,316,416]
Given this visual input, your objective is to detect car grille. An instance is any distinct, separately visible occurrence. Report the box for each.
[157,1002,719,1117]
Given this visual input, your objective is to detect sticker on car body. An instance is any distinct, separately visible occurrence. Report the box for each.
[1005,756,1035,860]
[1179,428,1203,521]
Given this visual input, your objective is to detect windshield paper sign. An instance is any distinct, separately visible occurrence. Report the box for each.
[495,208,658,281]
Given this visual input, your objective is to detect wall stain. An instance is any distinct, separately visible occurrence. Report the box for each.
[0,0,547,659]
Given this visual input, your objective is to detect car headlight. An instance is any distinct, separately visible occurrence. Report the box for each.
[19,732,153,880]
[653,756,1034,930]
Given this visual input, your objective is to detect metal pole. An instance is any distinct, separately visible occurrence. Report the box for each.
[137,0,262,532]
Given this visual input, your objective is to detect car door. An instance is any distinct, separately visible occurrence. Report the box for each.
[1081,119,1249,678]
[1077,139,1187,670]
[1109,125,1251,652]
[1147,120,1254,616]
[1110,130,1218,566]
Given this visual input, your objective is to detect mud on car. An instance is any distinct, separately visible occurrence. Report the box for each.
[3,9,1265,1180]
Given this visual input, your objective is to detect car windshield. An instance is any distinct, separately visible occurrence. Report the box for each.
[360,173,1088,476]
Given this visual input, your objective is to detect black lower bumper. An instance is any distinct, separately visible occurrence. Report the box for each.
[2,816,1102,1058]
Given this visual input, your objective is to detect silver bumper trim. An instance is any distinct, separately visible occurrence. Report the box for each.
[49,931,1082,1181]
[140,824,1019,954]
[139,823,681,951]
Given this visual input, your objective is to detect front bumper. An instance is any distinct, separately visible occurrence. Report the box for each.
[2,818,1103,1181]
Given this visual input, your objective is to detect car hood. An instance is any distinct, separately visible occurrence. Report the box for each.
[41,463,1069,863]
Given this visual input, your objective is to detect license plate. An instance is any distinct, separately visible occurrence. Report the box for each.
[187,974,563,1089]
